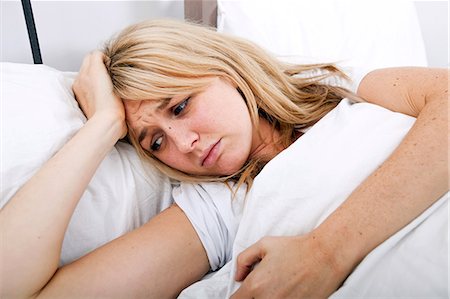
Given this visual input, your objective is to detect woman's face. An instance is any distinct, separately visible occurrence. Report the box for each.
[124,77,256,176]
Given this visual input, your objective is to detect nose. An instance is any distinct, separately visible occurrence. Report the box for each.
[167,125,198,153]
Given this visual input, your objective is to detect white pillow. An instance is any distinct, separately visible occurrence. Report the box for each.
[217,0,428,90]
[1,62,173,265]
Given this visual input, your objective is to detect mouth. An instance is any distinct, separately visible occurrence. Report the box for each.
[201,139,222,168]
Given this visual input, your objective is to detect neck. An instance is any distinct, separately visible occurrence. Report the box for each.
[249,117,285,162]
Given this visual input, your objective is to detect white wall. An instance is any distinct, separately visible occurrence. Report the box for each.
[414,0,449,67]
[1,0,184,71]
[1,0,448,71]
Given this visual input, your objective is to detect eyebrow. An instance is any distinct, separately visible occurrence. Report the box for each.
[138,127,148,143]
[136,97,172,144]
[157,99,171,110]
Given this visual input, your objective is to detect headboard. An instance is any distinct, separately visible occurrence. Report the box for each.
[184,0,218,27]
[21,0,42,64]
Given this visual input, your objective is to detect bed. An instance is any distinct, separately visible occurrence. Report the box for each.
[1,0,448,297]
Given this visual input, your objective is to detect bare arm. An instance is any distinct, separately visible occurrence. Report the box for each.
[0,112,124,297]
[39,204,209,299]
[0,52,126,298]
[232,67,448,298]
[321,67,449,270]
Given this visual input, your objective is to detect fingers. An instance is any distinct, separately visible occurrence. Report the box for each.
[89,51,109,72]
[231,256,268,299]
[235,240,266,282]
[78,51,109,79]
[232,237,291,299]
[72,50,121,120]
[230,280,253,299]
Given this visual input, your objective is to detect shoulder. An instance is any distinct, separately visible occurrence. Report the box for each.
[357,67,448,117]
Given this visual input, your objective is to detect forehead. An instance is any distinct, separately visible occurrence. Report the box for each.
[123,99,169,130]
[124,99,169,116]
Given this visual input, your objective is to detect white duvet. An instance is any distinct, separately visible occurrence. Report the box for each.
[179,99,448,298]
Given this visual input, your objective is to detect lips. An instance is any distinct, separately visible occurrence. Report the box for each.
[201,139,221,167]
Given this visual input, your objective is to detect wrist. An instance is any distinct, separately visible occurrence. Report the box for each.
[90,111,127,141]
[307,222,366,279]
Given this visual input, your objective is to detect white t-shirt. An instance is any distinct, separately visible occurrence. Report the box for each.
[172,182,247,271]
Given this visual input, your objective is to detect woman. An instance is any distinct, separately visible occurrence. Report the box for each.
[1,19,447,298]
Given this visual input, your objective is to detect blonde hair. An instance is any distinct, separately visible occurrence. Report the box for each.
[103,19,359,188]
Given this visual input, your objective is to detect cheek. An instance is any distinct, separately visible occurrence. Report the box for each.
[217,144,251,176]
[156,142,198,173]
[158,153,189,173]
[224,122,253,165]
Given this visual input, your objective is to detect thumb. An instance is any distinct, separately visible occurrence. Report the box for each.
[235,242,266,281]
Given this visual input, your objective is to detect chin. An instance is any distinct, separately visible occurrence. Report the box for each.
[218,161,246,177]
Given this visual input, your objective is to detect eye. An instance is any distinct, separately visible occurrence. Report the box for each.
[173,97,190,116]
[150,135,163,151]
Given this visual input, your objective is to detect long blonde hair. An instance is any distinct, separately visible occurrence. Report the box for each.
[103,19,358,188]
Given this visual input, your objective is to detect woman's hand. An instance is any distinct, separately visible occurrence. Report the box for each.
[231,234,350,299]
[73,51,127,138]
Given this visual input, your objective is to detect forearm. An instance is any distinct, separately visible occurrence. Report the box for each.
[314,95,448,275]
[0,113,123,298]
[38,205,210,299]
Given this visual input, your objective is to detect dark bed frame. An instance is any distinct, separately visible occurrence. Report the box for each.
[21,0,42,64]
[21,0,218,65]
